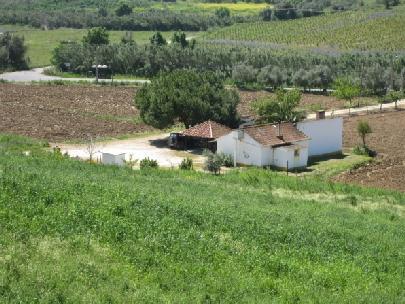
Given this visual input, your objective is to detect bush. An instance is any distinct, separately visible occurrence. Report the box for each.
[217,152,233,167]
[352,145,376,157]
[179,157,193,170]
[203,150,223,175]
[140,157,158,169]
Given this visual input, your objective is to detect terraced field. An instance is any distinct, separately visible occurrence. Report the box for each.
[203,6,405,51]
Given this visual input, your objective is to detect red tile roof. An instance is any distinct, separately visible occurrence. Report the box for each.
[182,120,231,139]
[243,122,308,147]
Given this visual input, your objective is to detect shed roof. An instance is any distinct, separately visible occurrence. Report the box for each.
[182,120,231,139]
[242,122,308,147]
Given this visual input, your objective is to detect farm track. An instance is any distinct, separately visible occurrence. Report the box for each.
[0,83,154,141]
[0,68,149,83]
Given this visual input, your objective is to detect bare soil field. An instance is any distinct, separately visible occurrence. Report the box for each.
[334,110,405,192]
[0,83,154,141]
[238,90,377,118]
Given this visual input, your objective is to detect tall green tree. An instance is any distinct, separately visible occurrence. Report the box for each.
[150,32,167,47]
[257,66,286,89]
[333,78,361,113]
[115,2,132,16]
[252,89,304,124]
[385,90,404,109]
[171,31,189,48]
[82,27,109,45]
[134,70,240,129]
[0,32,28,70]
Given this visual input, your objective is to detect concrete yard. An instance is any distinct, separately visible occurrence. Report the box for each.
[53,133,205,168]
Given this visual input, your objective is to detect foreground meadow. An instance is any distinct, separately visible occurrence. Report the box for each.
[0,134,404,303]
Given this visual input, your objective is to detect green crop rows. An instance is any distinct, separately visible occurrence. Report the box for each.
[203,6,405,52]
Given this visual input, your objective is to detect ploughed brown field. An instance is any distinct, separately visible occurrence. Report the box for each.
[0,83,154,141]
[334,110,405,192]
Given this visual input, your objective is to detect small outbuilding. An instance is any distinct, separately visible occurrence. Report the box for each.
[217,122,309,169]
[216,116,343,169]
[169,120,231,151]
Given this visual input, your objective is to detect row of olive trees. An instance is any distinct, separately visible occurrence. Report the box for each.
[52,28,405,92]
[232,62,405,93]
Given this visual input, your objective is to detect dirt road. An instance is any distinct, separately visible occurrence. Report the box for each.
[0,68,149,84]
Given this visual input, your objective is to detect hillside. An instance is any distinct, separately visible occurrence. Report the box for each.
[203,6,405,51]
[1,134,404,302]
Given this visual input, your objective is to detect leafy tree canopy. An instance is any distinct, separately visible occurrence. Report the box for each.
[252,89,304,124]
[115,2,132,17]
[171,31,190,48]
[215,7,231,19]
[0,32,28,70]
[134,70,240,129]
[150,32,167,47]
[82,27,110,45]
[333,78,361,103]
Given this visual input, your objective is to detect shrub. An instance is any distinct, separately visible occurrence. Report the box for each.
[140,157,158,169]
[352,145,376,157]
[217,152,233,167]
[203,150,222,175]
[179,157,193,170]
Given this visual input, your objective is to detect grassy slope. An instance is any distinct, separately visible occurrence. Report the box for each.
[0,134,404,302]
[0,25,195,68]
[203,5,405,51]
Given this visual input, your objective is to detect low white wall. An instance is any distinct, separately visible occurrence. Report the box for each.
[297,118,343,157]
[101,153,126,166]
[273,143,308,169]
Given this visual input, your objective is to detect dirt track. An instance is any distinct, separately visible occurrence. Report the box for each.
[0,83,154,141]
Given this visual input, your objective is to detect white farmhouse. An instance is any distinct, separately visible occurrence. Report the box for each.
[216,116,343,169]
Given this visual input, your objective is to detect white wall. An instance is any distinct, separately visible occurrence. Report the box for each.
[273,142,308,169]
[217,131,266,166]
[297,117,343,157]
[102,153,126,166]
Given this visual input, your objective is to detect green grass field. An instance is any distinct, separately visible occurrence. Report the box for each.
[1,133,404,302]
[203,5,405,51]
[0,25,196,67]
[144,1,269,14]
